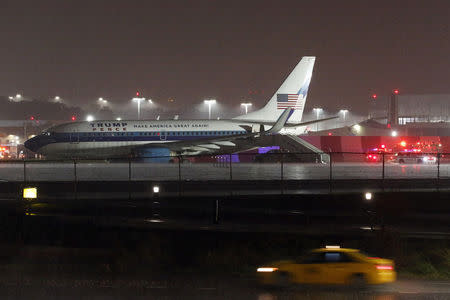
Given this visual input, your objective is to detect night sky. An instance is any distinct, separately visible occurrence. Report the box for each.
[0,0,449,116]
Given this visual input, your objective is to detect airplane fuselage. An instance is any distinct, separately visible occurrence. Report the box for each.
[24,56,316,159]
[25,119,249,158]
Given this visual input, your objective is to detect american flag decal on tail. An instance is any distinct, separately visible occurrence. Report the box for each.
[276,94,304,109]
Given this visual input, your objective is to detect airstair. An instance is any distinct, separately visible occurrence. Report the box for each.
[255,134,329,164]
[282,135,330,164]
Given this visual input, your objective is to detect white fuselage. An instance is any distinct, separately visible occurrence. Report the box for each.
[26,119,252,158]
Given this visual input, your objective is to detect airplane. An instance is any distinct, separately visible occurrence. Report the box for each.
[24,56,333,159]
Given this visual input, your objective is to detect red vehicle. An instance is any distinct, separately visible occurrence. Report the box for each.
[364,145,393,162]
[0,146,11,159]
[365,152,382,162]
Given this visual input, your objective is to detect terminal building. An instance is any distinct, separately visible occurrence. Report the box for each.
[300,93,450,153]
[312,93,450,137]
[367,93,450,136]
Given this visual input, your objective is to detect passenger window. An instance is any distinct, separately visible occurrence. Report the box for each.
[324,252,353,263]
[324,252,341,263]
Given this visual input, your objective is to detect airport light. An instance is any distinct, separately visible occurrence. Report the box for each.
[339,109,349,122]
[313,108,323,131]
[148,99,153,104]
[116,117,122,121]
[132,94,146,120]
[98,97,108,105]
[365,192,372,201]
[153,185,160,193]
[393,89,399,95]
[372,94,377,100]
[241,102,252,114]
[86,115,94,122]
[204,99,216,120]
[71,115,76,121]
[9,94,22,102]
[391,130,398,137]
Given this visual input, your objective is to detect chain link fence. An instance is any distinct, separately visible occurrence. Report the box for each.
[0,152,449,183]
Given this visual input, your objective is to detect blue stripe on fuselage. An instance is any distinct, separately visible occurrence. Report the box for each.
[37,130,247,147]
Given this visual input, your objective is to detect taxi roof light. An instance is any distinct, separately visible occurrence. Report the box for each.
[325,245,340,249]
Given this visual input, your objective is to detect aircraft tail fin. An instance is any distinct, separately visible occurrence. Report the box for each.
[233,56,315,124]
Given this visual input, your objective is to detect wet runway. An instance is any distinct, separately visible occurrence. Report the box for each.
[0,161,449,182]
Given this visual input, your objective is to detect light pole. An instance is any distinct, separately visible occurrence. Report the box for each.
[313,108,323,131]
[132,93,146,120]
[241,102,252,114]
[98,97,107,105]
[204,99,216,120]
[9,94,22,102]
[339,109,348,125]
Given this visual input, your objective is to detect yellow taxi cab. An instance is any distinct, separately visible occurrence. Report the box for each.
[257,246,396,287]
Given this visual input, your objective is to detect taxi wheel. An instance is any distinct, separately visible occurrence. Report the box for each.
[349,274,367,289]
[274,271,292,288]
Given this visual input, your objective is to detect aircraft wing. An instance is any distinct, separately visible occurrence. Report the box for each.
[284,115,339,128]
[136,109,293,155]
[229,115,339,127]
